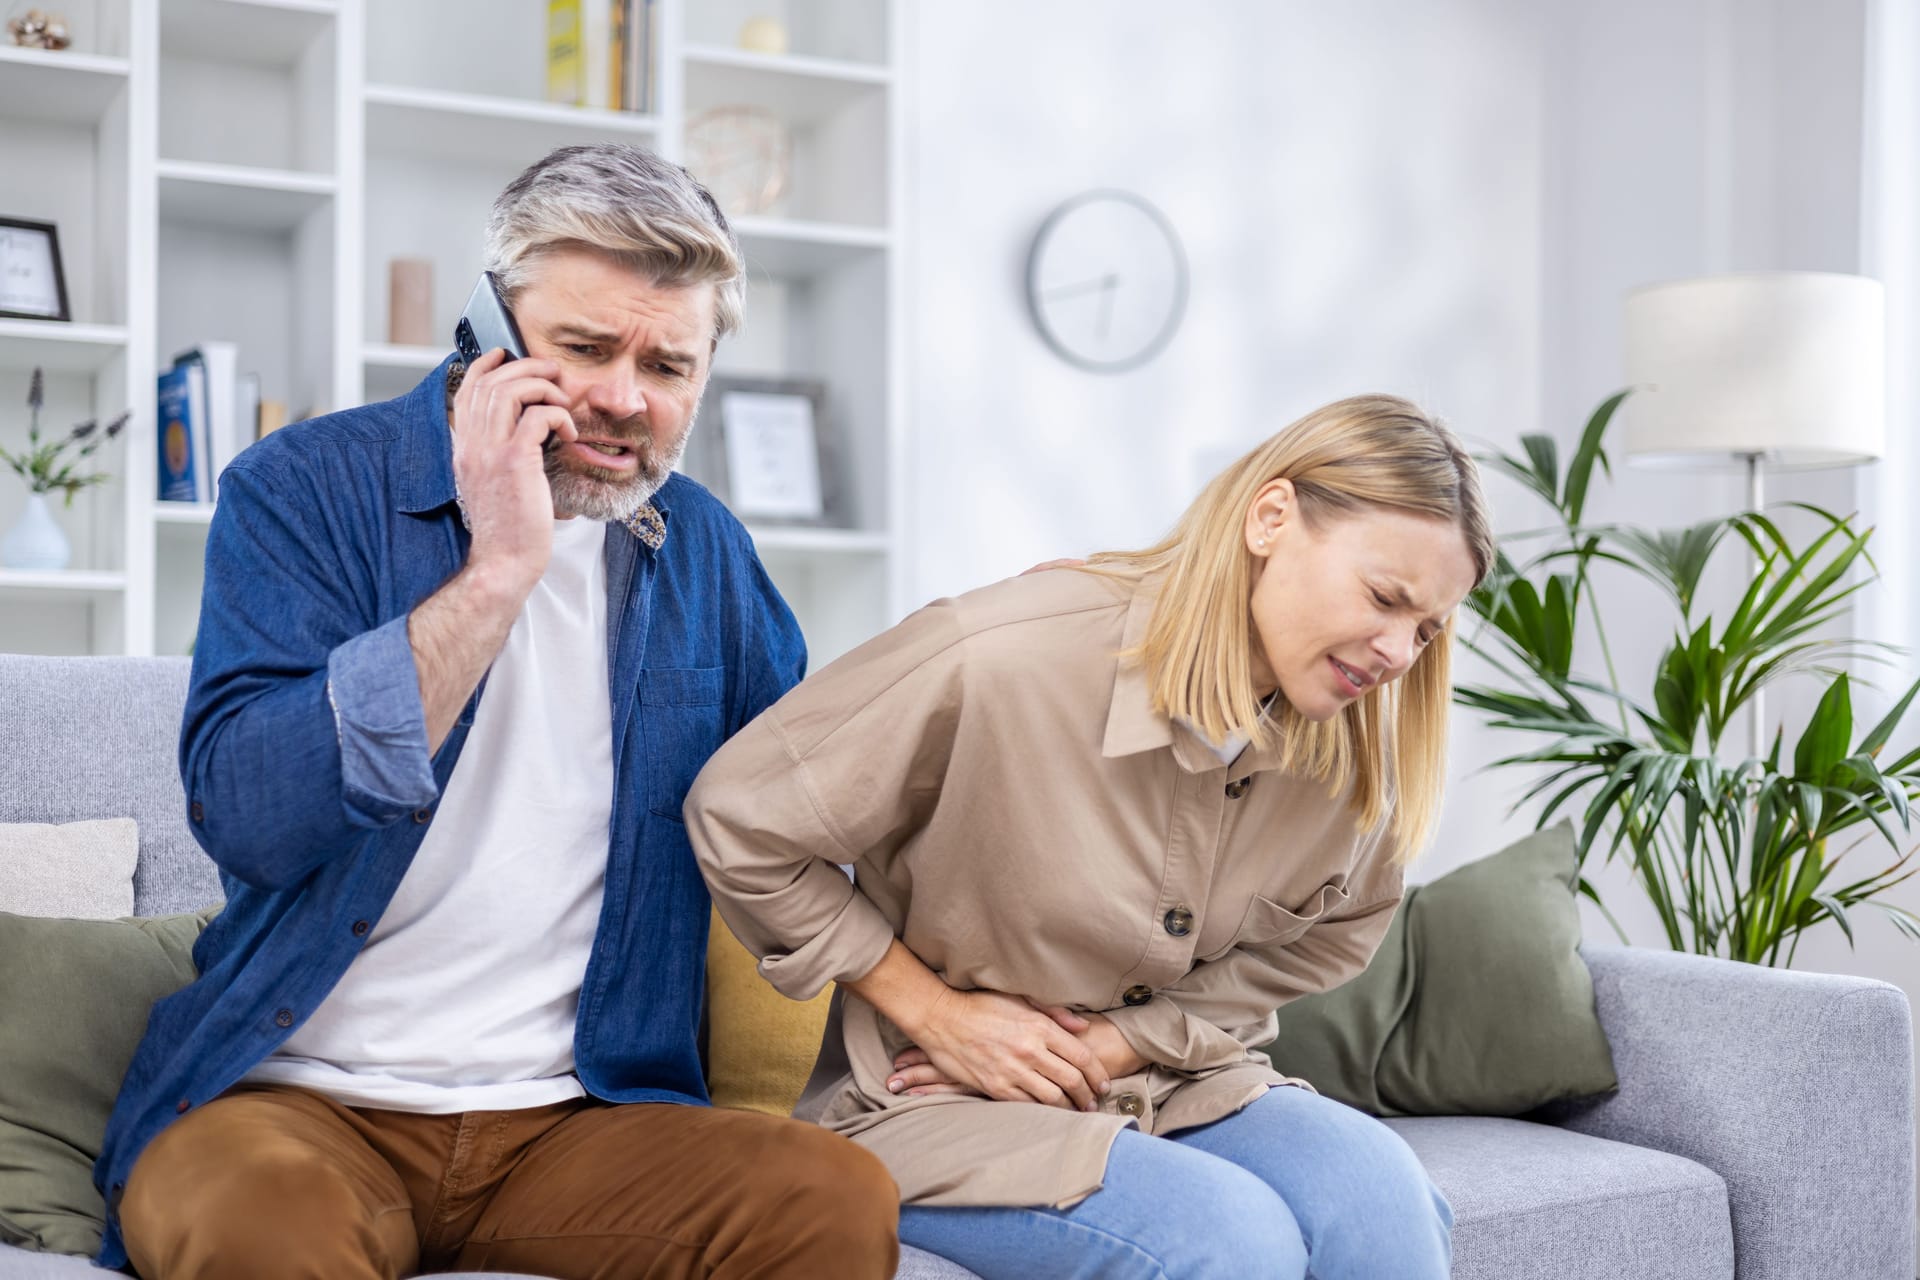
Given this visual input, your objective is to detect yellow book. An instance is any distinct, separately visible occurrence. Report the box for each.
[546,0,584,106]
[610,0,628,110]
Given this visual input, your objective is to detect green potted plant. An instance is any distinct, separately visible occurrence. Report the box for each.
[0,367,128,571]
[1457,392,1920,965]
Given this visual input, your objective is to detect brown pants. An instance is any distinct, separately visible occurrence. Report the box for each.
[119,1085,899,1280]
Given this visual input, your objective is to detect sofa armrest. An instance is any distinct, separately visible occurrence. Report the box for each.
[1555,943,1915,1280]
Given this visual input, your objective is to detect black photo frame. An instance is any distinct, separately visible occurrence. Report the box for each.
[0,217,70,322]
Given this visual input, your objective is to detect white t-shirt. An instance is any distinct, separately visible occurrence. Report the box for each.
[246,515,613,1112]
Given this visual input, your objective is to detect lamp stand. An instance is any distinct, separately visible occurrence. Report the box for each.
[1744,451,1766,761]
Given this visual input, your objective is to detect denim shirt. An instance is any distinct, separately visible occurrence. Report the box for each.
[93,358,806,1269]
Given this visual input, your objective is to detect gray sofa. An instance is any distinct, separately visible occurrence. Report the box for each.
[0,654,1914,1280]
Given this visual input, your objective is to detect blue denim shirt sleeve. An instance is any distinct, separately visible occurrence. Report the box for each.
[327,615,437,825]
[182,461,442,891]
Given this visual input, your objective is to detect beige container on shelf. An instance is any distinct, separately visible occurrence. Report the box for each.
[387,257,436,348]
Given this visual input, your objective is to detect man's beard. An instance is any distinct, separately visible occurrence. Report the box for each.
[545,407,693,521]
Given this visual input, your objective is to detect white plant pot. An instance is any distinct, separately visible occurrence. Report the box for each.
[2,492,72,571]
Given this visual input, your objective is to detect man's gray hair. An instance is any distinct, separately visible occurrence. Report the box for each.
[484,144,745,341]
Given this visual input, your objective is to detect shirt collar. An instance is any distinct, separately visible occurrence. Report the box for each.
[1100,579,1223,774]
[1100,572,1283,775]
[395,355,671,552]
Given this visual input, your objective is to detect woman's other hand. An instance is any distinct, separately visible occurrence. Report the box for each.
[892,988,1112,1111]
[1028,1005,1149,1079]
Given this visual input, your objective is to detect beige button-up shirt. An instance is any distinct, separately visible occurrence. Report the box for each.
[686,566,1407,1209]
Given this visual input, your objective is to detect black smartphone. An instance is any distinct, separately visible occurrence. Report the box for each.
[453,271,529,365]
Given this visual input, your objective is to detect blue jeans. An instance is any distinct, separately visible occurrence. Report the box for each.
[899,1086,1453,1280]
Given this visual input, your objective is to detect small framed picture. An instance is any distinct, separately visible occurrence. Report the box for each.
[690,375,843,526]
[0,218,69,322]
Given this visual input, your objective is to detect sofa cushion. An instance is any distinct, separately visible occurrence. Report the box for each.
[1386,1115,1734,1279]
[0,656,220,917]
[0,910,212,1257]
[1261,821,1617,1117]
[705,905,835,1117]
[0,820,137,919]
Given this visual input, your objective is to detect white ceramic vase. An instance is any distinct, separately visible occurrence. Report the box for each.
[1,492,72,571]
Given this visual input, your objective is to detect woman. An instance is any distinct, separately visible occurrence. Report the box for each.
[686,394,1492,1279]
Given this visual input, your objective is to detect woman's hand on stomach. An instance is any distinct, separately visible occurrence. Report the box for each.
[888,1003,1146,1105]
[888,988,1112,1111]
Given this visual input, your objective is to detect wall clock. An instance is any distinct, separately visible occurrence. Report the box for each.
[1024,190,1189,374]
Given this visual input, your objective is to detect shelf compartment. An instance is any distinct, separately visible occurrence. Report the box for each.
[734,217,889,280]
[0,320,130,374]
[748,526,890,556]
[683,47,890,125]
[161,0,337,70]
[363,83,659,166]
[0,47,131,126]
[363,342,449,372]
[152,502,218,525]
[0,569,128,600]
[156,159,336,231]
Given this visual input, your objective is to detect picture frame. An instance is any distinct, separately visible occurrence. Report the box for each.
[687,374,844,527]
[0,218,70,322]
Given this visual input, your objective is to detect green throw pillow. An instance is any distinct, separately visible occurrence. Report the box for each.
[0,908,214,1257]
[1261,822,1617,1117]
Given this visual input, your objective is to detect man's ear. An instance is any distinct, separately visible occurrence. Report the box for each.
[1243,478,1295,557]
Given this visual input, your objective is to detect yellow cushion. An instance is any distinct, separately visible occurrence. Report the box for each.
[705,905,835,1117]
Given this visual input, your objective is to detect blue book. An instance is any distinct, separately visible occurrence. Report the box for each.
[155,362,199,503]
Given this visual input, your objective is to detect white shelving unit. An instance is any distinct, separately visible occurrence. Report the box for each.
[0,0,905,668]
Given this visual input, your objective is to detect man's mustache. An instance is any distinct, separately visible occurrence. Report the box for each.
[545,414,651,453]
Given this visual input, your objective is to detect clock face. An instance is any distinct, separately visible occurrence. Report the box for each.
[1025,191,1189,373]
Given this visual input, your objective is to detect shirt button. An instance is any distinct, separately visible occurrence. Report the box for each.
[190,801,205,823]
[1122,985,1154,1007]
[1115,1092,1145,1118]
[1163,906,1194,937]
[352,920,370,937]
[412,808,432,824]
[274,1008,295,1028]
[1225,778,1251,800]
[175,1098,191,1114]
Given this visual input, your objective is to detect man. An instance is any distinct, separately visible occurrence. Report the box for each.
[95,145,900,1280]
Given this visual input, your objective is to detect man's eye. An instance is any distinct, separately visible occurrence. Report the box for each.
[565,344,599,357]
[1372,591,1393,609]
[655,363,684,378]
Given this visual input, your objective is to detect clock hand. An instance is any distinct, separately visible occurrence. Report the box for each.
[1043,272,1121,302]
[1096,275,1119,341]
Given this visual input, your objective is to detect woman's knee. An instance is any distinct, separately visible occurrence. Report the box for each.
[1189,1089,1451,1274]
[1092,1135,1310,1280]
[1170,1164,1310,1280]
[1279,1098,1452,1273]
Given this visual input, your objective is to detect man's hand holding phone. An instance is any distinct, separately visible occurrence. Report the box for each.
[449,347,577,601]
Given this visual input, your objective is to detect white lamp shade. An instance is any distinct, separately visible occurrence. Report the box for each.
[1622,271,1886,468]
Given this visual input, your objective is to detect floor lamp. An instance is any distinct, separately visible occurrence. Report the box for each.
[1622,271,1887,760]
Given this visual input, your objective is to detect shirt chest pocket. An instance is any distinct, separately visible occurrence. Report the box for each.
[641,666,727,822]
[1200,881,1352,962]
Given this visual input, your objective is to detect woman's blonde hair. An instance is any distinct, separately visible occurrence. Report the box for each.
[1087,394,1493,862]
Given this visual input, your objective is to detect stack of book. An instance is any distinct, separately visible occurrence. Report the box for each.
[547,0,657,113]
[155,343,290,504]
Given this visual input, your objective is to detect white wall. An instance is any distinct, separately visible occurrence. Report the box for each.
[904,0,1547,603]
[906,0,1916,1211]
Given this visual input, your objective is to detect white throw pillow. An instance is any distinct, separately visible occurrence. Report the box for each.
[0,819,138,920]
